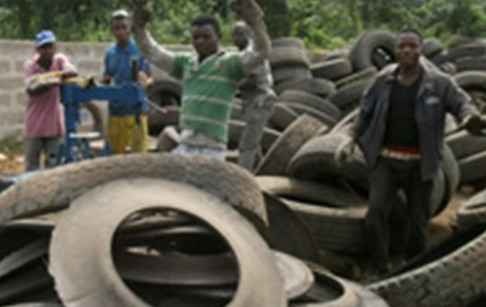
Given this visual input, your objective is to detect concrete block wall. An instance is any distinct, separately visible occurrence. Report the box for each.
[0,40,192,139]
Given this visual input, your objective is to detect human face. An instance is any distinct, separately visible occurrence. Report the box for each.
[232,25,249,51]
[191,25,220,60]
[111,19,131,45]
[37,43,56,62]
[396,33,422,69]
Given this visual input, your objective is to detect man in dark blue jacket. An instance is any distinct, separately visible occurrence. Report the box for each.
[336,29,485,274]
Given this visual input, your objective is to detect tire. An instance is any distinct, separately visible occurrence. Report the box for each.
[256,115,324,176]
[272,66,312,84]
[155,126,179,152]
[78,101,105,139]
[146,77,182,106]
[283,103,337,127]
[437,145,460,215]
[454,70,486,92]
[330,79,374,111]
[423,38,443,58]
[274,78,336,98]
[447,43,486,62]
[280,90,342,120]
[268,103,299,131]
[0,239,48,281]
[454,56,486,72]
[335,67,377,89]
[0,154,268,226]
[256,176,366,209]
[147,106,179,136]
[456,188,486,231]
[270,47,310,69]
[310,59,353,81]
[349,30,397,71]
[446,130,486,160]
[228,120,281,154]
[367,224,486,307]
[287,133,369,194]
[458,150,486,183]
[272,37,306,49]
[263,193,320,263]
[49,179,286,307]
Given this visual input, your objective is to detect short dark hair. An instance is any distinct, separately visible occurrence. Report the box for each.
[399,28,423,45]
[191,15,221,38]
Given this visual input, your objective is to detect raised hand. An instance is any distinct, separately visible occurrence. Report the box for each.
[132,0,152,28]
[230,0,264,25]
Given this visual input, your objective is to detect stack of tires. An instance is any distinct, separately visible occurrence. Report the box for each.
[0,154,388,306]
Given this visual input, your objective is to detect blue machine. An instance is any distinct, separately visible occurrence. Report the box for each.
[58,81,146,164]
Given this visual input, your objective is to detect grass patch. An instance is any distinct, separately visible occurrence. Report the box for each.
[0,133,24,156]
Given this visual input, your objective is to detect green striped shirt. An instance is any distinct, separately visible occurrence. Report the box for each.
[173,52,245,143]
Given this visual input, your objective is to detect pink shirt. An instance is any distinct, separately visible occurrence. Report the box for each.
[23,53,75,137]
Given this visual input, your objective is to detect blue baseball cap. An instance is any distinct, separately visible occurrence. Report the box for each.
[35,30,56,48]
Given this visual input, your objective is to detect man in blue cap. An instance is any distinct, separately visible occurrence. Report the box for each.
[23,30,77,170]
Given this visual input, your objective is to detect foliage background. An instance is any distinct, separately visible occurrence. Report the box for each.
[0,0,485,49]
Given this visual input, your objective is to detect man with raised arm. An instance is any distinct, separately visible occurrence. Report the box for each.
[132,0,271,160]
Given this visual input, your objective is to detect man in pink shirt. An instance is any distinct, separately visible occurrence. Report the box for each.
[23,30,76,171]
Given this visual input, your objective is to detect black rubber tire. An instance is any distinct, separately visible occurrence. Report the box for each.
[329,107,359,134]
[155,126,179,152]
[291,261,387,307]
[349,30,397,71]
[268,103,299,131]
[256,115,324,176]
[456,189,486,231]
[78,101,105,139]
[263,193,320,262]
[423,37,443,58]
[272,66,312,84]
[446,130,486,160]
[279,90,342,120]
[274,78,336,98]
[458,150,486,184]
[147,106,180,136]
[454,70,486,92]
[368,224,486,307]
[283,103,337,127]
[447,43,486,62]
[330,79,374,111]
[454,56,486,72]
[256,176,367,209]
[49,179,286,307]
[334,67,377,89]
[270,47,310,69]
[438,145,460,214]
[310,58,353,81]
[287,133,369,194]
[272,37,306,49]
[146,77,182,106]
[0,239,48,281]
[228,120,281,154]
[282,197,368,253]
[0,154,268,225]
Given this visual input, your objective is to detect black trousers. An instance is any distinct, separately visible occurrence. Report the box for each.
[366,157,433,271]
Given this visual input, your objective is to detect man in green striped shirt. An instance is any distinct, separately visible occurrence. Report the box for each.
[132,0,271,160]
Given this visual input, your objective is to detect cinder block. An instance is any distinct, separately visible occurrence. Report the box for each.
[0,93,11,107]
[0,76,23,91]
[14,60,26,73]
[77,60,104,76]
[15,91,28,106]
[0,61,11,74]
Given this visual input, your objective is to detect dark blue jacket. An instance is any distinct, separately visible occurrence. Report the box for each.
[352,63,478,181]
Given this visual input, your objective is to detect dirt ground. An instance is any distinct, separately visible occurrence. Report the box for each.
[0,153,24,175]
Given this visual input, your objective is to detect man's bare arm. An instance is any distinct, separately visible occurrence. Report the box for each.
[132,0,174,73]
[232,0,271,73]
